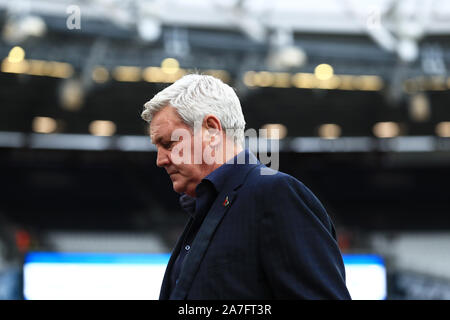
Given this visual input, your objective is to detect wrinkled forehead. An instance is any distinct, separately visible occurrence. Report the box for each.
[149,120,171,143]
[149,115,193,144]
[149,123,160,143]
[149,107,177,134]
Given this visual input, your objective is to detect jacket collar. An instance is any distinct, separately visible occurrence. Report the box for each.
[204,148,260,191]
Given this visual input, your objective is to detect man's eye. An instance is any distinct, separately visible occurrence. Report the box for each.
[163,141,173,149]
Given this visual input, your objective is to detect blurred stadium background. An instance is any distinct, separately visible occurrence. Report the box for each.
[1,0,450,300]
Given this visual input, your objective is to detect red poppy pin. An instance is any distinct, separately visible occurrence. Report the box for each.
[223,196,230,207]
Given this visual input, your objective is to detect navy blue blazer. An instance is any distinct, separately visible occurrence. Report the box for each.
[159,150,351,300]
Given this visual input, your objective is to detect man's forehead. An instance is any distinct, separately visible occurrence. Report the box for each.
[149,123,164,143]
[150,116,174,133]
[149,110,172,135]
[149,118,186,143]
[149,107,192,142]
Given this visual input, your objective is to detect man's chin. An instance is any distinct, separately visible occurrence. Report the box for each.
[172,182,196,197]
[172,181,186,194]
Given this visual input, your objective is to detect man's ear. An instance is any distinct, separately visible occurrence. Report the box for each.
[203,114,222,147]
[203,114,222,131]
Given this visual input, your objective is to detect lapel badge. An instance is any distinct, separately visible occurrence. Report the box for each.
[223,196,230,207]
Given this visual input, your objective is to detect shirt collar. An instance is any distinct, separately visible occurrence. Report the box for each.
[179,193,196,216]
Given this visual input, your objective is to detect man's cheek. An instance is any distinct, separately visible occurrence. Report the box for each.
[170,128,193,165]
[170,143,190,165]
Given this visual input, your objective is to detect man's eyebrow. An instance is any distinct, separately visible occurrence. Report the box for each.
[151,134,162,145]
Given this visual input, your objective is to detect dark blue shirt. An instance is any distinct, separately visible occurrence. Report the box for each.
[169,153,242,293]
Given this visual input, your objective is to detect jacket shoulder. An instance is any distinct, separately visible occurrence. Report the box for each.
[244,164,328,218]
[245,164,302,190]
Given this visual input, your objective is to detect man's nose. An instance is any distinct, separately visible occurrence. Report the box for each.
[156,147,171,167]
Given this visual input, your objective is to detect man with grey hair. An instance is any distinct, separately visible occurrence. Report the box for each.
[142,74,350,300]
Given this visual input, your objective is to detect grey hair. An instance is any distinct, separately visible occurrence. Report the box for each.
[141,74,246,147]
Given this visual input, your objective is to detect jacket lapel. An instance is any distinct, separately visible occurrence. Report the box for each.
[169,189,238,300]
